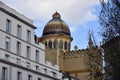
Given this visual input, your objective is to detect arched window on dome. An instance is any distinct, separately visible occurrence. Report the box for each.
[45,41,47,47]
[49,40,52,49]
[64,41,67,50]
[59,40,63,49]
[54,40,58,49]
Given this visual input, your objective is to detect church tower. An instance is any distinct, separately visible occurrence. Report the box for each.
[39,12,73,51]
[88,33,94,49]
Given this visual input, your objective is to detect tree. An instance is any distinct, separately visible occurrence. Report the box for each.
[99,0,120,43]
[102,36,120,80]
[84,32,103,80]
[99,0,120,80]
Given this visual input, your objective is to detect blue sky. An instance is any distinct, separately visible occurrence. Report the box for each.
[1,0,102,50]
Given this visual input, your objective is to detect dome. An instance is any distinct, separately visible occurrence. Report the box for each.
[42,12,71,37]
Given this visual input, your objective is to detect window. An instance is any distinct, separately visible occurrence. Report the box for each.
[34,35,37,43]
[45,41,47,47]
[17,71,22,80]
[27,30,31,43]
[36,66,39,70]
[16,58,21,65]
[52,71,57,77]
[64,41,67,50]
[5,37,10,51]
[36,50,39,62]
[59,40,63,49]
[17,25,22,38]
[1,67,7,80]
[44,68,47,74]
[16,41,21,55]
[5,54,10,60]
[28,75,32,80]
[54,40,58,49]
[68,42,70,50]
[49,40,52,49]
[26,46,31,59]
[26,62,30,68]
[38,78,41,80]
[6,19,11,33]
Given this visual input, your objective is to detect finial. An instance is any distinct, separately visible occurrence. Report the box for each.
[52,11,61,19]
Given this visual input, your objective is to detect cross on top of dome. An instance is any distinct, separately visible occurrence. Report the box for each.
[52,11,61,19]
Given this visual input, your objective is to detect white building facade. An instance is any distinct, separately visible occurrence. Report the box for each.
[0,1,63,80]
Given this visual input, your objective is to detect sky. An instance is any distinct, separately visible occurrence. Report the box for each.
[1,0,102,50]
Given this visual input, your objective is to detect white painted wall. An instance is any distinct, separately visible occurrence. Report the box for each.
[0,1,62,80]
[0,1,45,64]
[0,62,62,80]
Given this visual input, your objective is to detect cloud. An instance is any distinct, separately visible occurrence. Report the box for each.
[1,0,99,32]
[70,26,78,32]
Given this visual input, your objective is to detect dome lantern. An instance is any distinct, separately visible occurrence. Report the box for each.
[52,11,61,19]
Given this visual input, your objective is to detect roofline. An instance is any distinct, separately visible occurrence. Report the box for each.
[0,2,37,29]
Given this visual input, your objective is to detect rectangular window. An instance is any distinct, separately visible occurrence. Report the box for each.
[17,25,22,38]
[16,41,21,55]
[36,65,39,71]
[5,37,10,51]
[52,71,57,77]
[38,78,41,80]
[6,19,11,33]
[26,62,30,68]
[16,58,21,65]
[28,75,32,80]
[26,46,31,59]
[36,50,39,62]
[27,30,31,43]
[5,54,10,60]
[44,68,47,74]
[17,71,22,80]
[1,67,7,80]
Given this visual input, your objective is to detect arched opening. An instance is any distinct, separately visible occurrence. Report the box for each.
[54,40,58,49]
[64,41,67,50]
[45,41,47,47]
[68,42,70,50]
[49,40,52,49]
[59,40,63,49]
